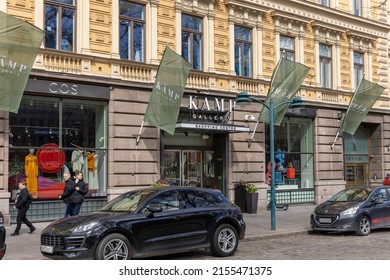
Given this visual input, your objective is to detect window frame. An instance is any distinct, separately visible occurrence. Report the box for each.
[119,0,146,62]
[280,35,295,61]
[44,0,77,52]
[353,51,364,89]
[234,25,252,77]
[181,14,203,70]
[353,0,362,16]
[318,0,330,6]
[319,44,332,89]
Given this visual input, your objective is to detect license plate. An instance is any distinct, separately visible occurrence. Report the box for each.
[40,245,54,254]
[319,218,332,223]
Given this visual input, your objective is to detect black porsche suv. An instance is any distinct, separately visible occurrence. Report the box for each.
[0,211,6,259]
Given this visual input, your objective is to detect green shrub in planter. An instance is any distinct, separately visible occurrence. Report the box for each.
[245,183,257,193]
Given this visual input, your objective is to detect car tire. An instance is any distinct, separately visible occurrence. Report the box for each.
[95,233,133,260]
[210,224,238,257]
[355,215,371,236]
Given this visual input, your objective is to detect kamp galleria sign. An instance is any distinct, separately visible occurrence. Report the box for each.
[186,95,235,123]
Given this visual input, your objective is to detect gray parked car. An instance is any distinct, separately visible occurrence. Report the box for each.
[311,186,390,236]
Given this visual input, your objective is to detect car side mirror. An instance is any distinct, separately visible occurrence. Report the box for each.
[144,205,163,218]
[147,205,163,213]
[374,197,384,204]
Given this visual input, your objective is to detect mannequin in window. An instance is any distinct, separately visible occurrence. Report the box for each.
[25,148,38,198]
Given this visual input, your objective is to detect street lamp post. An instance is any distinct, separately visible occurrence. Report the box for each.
[235,92,303,230]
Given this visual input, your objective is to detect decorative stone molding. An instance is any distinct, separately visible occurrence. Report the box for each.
[227,0,389,38]
[175,0,215,16]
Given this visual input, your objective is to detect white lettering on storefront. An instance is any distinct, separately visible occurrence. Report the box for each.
[48,83,78,95]
[189,96,235,112]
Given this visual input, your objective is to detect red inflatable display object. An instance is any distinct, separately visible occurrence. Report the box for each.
[286,168,295,179]
[37,143,66,173]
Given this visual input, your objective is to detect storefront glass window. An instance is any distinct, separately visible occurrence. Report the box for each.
[162,151,181,186]
[8,96,107,200]
[266,118,314,189]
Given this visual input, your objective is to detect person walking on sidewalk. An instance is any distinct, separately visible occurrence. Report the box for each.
[59,170,76,217]
[69,170,88,216]
[11,180,35,236]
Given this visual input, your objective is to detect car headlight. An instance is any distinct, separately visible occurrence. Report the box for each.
[340,206,359,216]
[71,221,99,233]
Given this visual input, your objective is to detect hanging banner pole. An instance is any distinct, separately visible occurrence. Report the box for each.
[247,120,260,148]
[330,131,340,150]
[135,120,145,146]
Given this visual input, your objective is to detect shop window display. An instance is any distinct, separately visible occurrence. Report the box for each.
[265,118,314,189]
[8,96,107,200]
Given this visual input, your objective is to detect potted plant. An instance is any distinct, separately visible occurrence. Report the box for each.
[233,180,247,212]
[245,183,258,214]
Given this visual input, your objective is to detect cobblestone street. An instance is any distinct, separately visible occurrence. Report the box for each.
[146,230,390,260]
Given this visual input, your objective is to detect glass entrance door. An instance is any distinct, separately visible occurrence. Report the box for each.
[182,151,202,187]
[163,150,203,187]
[345,163,368,186]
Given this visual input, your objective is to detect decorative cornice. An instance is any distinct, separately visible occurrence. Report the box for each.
[175,0,215,16]
[225,0,390,38]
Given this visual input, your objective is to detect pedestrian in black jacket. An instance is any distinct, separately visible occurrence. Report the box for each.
[59,171,76,218]
[11,180,35,236]
[69,170,88,215]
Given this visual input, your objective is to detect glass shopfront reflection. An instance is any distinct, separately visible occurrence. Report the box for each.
[265,117,314,189]
[163,150,203,187]
[8,95,108,200]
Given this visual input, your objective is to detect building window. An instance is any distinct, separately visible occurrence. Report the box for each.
[119,0,145,62]
[319,44,332,89]
[265,118,314,190]
[318,0,330,6]
[182,14,203,70]
[280,35,295,61]
[234,25,252,77]
[354,51,364,88]
[353,0,362,16]
[44,0,76,52]
[8,96,108,200]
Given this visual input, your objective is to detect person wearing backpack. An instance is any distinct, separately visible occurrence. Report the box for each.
[11,179,35,236]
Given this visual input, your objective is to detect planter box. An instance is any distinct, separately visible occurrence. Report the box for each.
[245,192,259,214]
[234,186,246,211]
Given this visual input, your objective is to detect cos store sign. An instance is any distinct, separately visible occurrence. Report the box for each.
[37,143,66,173]
[48,82,78,95]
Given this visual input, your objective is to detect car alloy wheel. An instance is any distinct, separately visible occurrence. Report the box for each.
[211,224,238,257]
[356,216,371,236]
[95,233,132,260]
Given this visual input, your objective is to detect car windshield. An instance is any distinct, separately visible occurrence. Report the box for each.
[100,190,156,212]
[329,187,373,202]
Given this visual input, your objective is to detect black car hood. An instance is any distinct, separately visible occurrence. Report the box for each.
[315,201,362,215]
[42,211,137,234]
